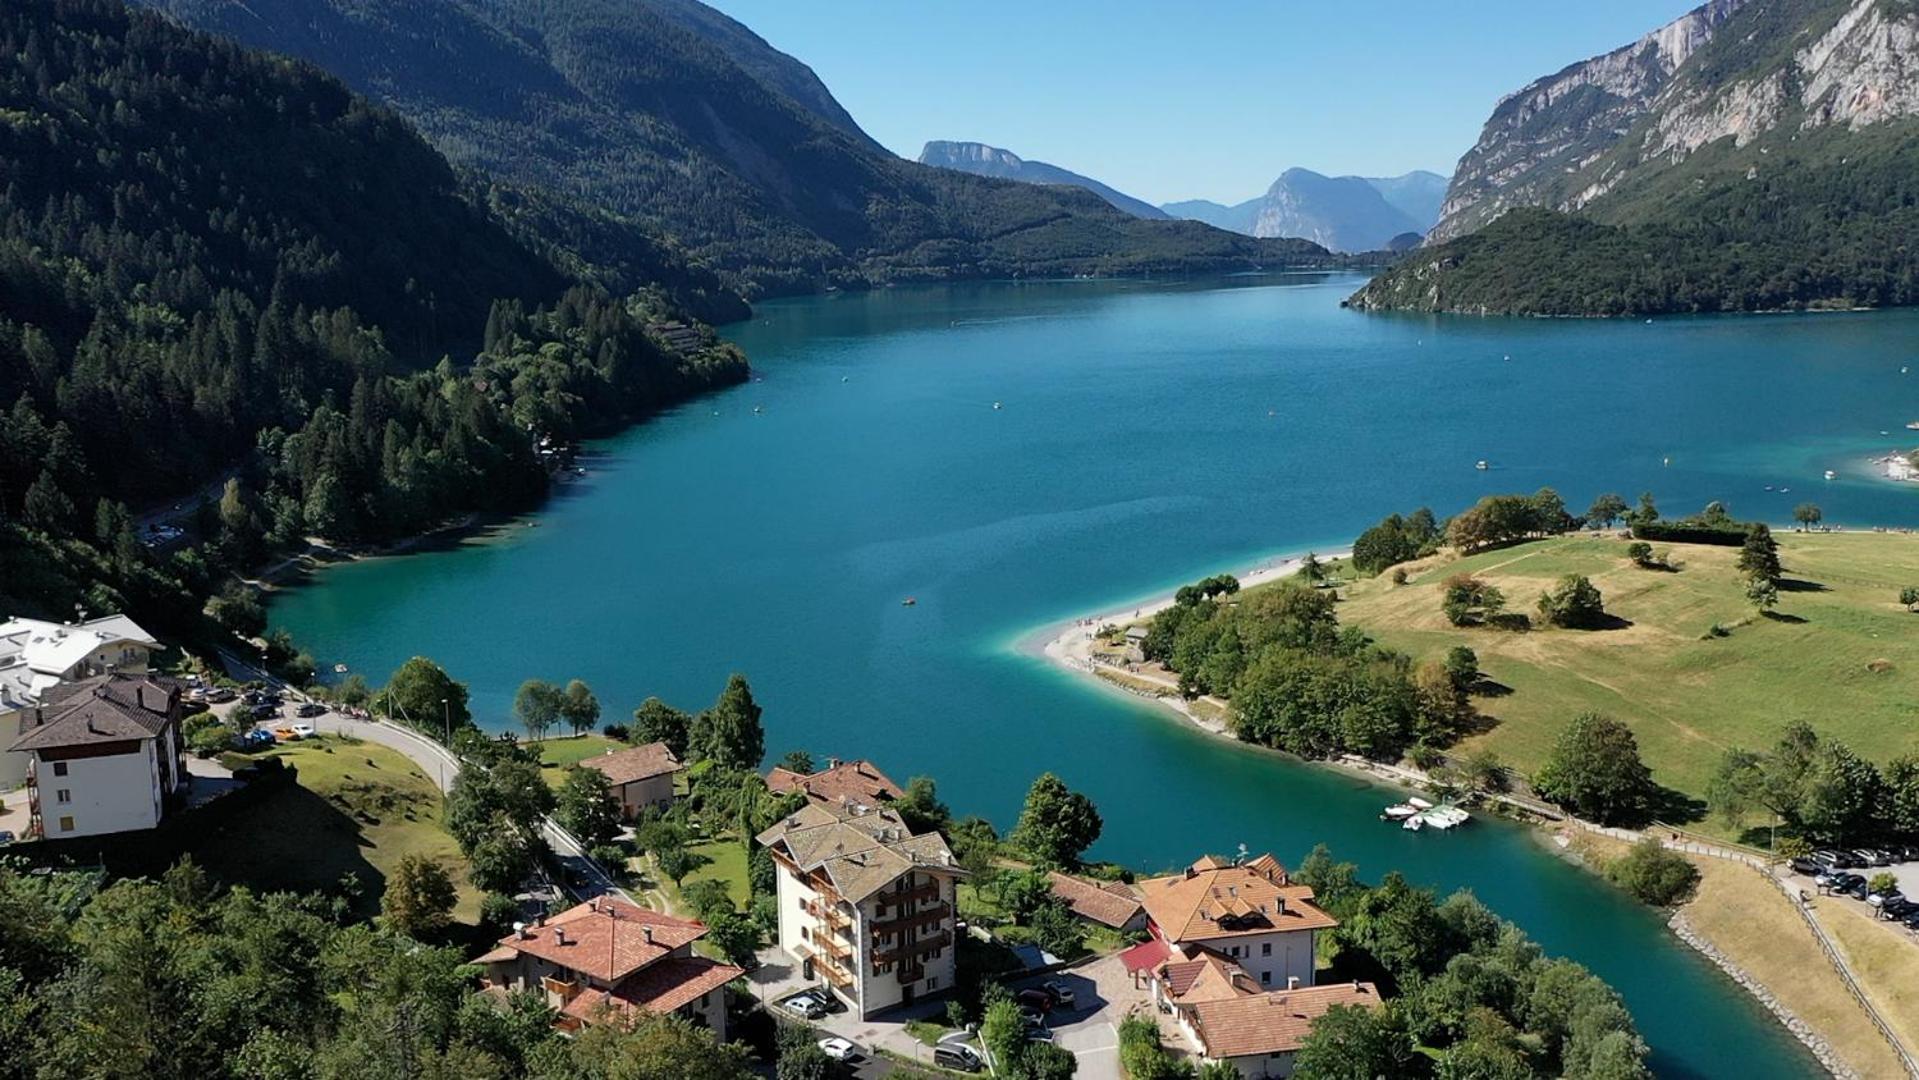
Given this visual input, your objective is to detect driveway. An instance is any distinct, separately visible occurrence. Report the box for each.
[1007,955,1159,1080]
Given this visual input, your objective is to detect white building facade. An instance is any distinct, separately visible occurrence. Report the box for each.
[14,674,186,839]
[1,615,158,788]
[759,801,964,1017]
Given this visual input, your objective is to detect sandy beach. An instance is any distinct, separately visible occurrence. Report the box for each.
[1029,548,1353,736]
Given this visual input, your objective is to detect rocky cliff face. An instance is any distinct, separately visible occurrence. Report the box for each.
[1431,0,1919,245]
[916,141,1170,219]
[1427,0,1749,242]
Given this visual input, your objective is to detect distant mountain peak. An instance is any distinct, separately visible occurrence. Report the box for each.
[1162,169,1448,249]
[917,140,1170,219]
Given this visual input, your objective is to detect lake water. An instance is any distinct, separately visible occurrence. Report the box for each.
[273,275,1919,1076]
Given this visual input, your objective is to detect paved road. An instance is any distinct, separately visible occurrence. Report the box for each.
[216,649,632,905]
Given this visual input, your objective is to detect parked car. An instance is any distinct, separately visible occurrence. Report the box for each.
[205,687,236,703]
[1866,890,1903,909]
[1880,898,1915,919]
[933,1045,982,1072]
[290,723,316,739]
[778,992,827,1020]
[1017,1005,1047,1029]
[1851,849,1883,867]
[238,729,274,750]
[1817,850,1859,869]
[296,702,325,718]
[1830,873,1865,893]
[1844,879,1873,901]
[1024,1025,1056,1044]
[1904,909,1919,930]
[816,1037,861,1063]
[1015,988,1054,1013]
[0,831,14,846]
[1789,857,1825,876]
[273,727,300,742]
[1040,979,1076,1008]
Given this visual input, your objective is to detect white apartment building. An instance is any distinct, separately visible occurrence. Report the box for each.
[756,800,965,1018]
[1,614,158,788]
[14,673,187,839]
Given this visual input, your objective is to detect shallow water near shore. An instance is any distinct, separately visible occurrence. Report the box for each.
[272,275,1919,1076]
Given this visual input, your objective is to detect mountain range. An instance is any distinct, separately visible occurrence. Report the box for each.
[917,142,1170,220]
[1354,0,1919,315]
[139,0,1334,298]
[1159,169,1449,252]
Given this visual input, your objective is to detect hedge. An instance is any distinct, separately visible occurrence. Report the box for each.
[1629,522,1748,545]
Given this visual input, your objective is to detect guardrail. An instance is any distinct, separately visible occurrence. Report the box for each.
[1766,869,1919,1078]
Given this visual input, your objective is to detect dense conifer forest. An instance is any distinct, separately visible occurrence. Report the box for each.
[0,0,746,632]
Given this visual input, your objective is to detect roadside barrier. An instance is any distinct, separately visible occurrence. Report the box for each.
[1765,869,1919,1079]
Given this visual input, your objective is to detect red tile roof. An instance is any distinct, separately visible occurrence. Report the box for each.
[560,956,743,1023]
[1048,871,1144,929]
[1186,981,1381,1059]
[766,759,904,806]
[487,897,707,983]
[580,742,681,786]
[1138,855,1337,942]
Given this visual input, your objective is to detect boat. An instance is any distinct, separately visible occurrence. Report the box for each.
[1764,485,1774,491]
[1906,421,1919,430]
[992,401,1003,410]
[1382,803,1420,820]
[753,404,764,414]
[1426,806,1472,829]
[333,663,348,674]
[1474,460,1489,471]
[1824,470,1837,480]
[1408,796,1435,810]
[901,597,917,607]
[1401,815,1424,831]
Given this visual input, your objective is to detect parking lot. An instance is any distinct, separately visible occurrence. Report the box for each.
[749,949,1174,1080]
[1783,851,1919,938]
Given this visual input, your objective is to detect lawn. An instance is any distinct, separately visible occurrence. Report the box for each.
[537,733,624,788]
[1331,531,1919,812]
[1815,896,1919,1063]
[675,834,752,909]
[187,736,481,922]
[1681,859,1905,1078]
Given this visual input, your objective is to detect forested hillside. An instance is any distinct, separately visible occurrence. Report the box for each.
[1355,0,1919,315]
[139,0,1338,296]
[0,0,746,632]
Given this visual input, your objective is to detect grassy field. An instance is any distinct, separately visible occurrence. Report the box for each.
[190,736,481,922]
[1815,897,1919,1062]
[537,733,624,788]
[1680,858,1907,1077]
[1334,531,1919,809]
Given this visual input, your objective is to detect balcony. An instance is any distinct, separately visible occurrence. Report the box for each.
[803,899,853,932]
[875,880,941,909]
[897,962,924,985]
[872,930,952,967]
[872,901,951,937]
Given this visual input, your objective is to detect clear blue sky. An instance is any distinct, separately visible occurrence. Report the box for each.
[705,0,1696,205]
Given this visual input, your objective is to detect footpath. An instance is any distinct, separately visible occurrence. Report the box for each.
[215,649,633,907]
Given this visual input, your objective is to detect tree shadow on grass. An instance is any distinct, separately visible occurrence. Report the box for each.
[182,782,387,918]
[1486,613,1533,632]
[1468,677,1514,699]
[1761,610,1809,624]
[1643,785,1709,826]
[1776,578,1828,593]
[1563,612,1635,632]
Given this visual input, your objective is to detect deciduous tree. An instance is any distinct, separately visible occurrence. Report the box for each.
[1532,713,1656,825]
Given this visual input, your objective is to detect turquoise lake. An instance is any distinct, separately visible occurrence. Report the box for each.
[273,274,1919,1077]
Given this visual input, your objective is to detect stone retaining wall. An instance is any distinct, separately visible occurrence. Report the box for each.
[1669,909,1860,1080]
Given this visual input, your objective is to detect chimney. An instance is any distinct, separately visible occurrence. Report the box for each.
[826,757,841,770]
[554,927,568,946]
[513,922,529,940]
[642,926,654,945]
[1287,976,1300,991]
[1275,896,1287,915]
[535,914,546,928]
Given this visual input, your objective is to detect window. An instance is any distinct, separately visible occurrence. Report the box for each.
[1262,942,1272,956]
[926,976,938,990]
[58,816,74,832]
[55,789,71,804]
[52,762,68,777]
[1260,971,1271,986]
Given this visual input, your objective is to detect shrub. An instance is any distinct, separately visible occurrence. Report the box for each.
[1441,574,1505,627]
[1391,567,1409,586]
[1536,574,1606,629]
[589,843,633,882]
[1869,871,1899,896]
[1604,839,1699,906]
[1626,541,1654,567]
[601,722,630,740]
[480,892,523,933]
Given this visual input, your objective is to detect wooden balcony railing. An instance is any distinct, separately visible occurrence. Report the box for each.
[872,901,951,937]
[872,930,951,967]
[875,880,941,909]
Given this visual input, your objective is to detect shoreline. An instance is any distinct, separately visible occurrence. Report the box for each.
[1024,546,1352,741]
